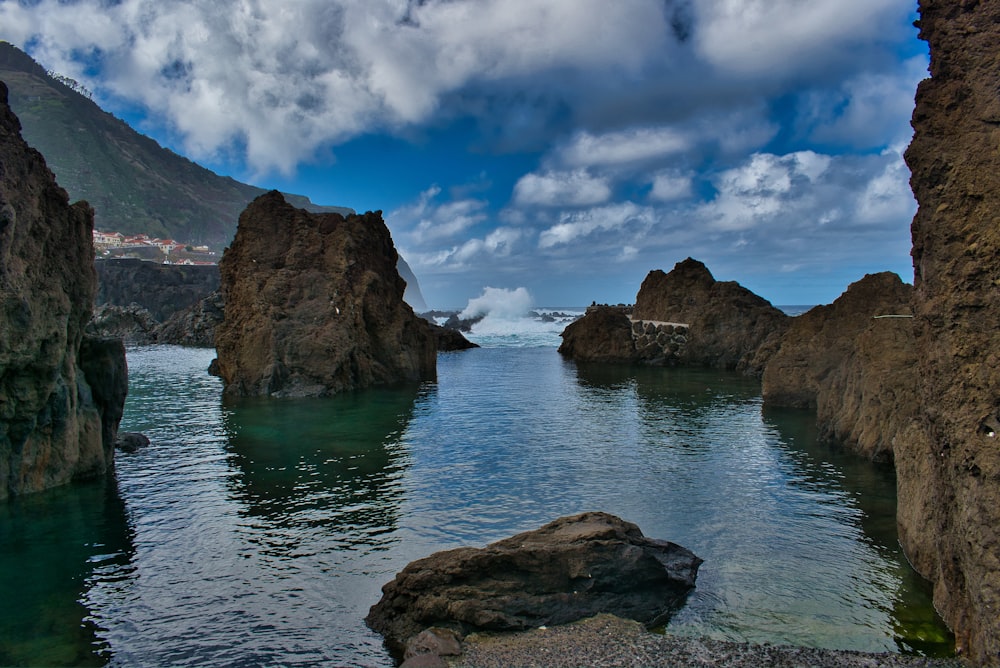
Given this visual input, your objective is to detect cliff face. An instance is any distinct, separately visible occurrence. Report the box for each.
[899,1,1000,661]
[215,192,436,398]
[761,273,915,462]
[0,81,126,500]
[96,259,219,321]
[632,258,790,375]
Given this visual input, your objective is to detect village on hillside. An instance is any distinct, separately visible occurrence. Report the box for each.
[93,230,218,265]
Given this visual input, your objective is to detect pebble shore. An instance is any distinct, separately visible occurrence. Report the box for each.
[444,615,967,668]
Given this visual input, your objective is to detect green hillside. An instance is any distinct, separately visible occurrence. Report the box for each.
[0,41,351,248]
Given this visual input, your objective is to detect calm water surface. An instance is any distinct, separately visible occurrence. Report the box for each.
[0,344,952,665]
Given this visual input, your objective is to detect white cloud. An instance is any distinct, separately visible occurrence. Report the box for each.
[803,56,928,149]
[538,201,655,249]
[513,170,612,207]
[855,146,916,225]
[649,171,694,202]
[556,127,692,168]
[390,185,489,245]
[694,0,907,76]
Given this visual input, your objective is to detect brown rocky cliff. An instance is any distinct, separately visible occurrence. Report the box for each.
[761,273,915,462]
[214,191,436,397]
[633,258,790,375]
[558,306,639,364]
[898,1,1000,662]
[0,80,127,500]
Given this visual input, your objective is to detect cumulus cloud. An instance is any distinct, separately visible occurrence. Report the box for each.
[513,170,612,207]
[693,0,908,77]
[649,171,694,202]
[0,0,922,305]
[538,201,656,249]
[802,56,928,149]
[556,127,692,168]
[1,0,916,176]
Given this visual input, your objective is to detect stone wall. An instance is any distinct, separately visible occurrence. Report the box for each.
[629,319,689,364]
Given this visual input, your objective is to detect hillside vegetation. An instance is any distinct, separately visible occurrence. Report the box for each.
[0,41,351,248]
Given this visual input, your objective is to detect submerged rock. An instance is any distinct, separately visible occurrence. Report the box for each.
[114,432,150,453]
[0,81,127,500]
[365,512,701,659]
[214,191,439,397]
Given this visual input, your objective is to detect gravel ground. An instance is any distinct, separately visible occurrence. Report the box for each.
[447,615,968,668]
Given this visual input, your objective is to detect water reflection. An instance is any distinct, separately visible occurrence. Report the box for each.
[221,389,420,554]
[762,406,954,656]
[563,361,953,655]
[0,477,133,666]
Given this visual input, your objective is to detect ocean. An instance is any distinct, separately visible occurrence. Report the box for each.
[0,305,954,666]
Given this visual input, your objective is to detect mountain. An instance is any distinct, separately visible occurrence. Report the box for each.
[0,41,351,248]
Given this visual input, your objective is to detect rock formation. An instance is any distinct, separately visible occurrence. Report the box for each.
[95,258,219,321]
[633,258,790,375]
[558,306,639,364]
[896,1,1000,662]
[365,512,701,659]
[762,273,915,462]
[559,259,788,375]
[214,191,438,397]
[0,81,127,500]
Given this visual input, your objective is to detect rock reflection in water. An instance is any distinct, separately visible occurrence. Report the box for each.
[563,361,953,656]
[221,390,419,554]
[0,477,133,666]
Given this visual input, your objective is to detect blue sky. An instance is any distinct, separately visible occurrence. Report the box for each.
[1,0,926,309]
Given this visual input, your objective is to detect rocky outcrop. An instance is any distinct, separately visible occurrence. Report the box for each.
[214,191,438,397]
[559,259,788,375]
[96,258,219,322]
[91,259,222,346]
[0,81,127,500]
[762,273,915,462]
[896,1,1000,662]
[633,258,790,375]
[153,291,224,347]
[87,303,161,344]
[558,306,639,364]
[365,512,701,659]
[429,322,480,352]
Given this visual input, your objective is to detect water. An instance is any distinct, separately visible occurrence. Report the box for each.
[0,314,954,666]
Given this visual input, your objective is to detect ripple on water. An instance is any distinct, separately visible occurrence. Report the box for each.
[0,345,952,666]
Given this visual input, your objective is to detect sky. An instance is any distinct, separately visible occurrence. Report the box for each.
[1,0,927,309]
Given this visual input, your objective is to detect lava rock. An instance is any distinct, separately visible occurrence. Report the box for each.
[214,191,438,397]
[896,1,1000,661]
[0,81,127,499]
[365,512,701,659]
[632,258,789,375]
[762,272,915,462]
[558,306,638,363]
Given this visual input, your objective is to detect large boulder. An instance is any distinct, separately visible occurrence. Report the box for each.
[762,273,916,461]
[897,1,1000,662]
[365,512,701,659]
[0,81,127,500]
[214,191,437,397]
[558,306,638,363]
[632,258,790,375]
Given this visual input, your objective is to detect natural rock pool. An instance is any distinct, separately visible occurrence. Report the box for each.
[0,344,953,666]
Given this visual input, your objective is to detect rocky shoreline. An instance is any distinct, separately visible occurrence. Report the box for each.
[446,615,966,668]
